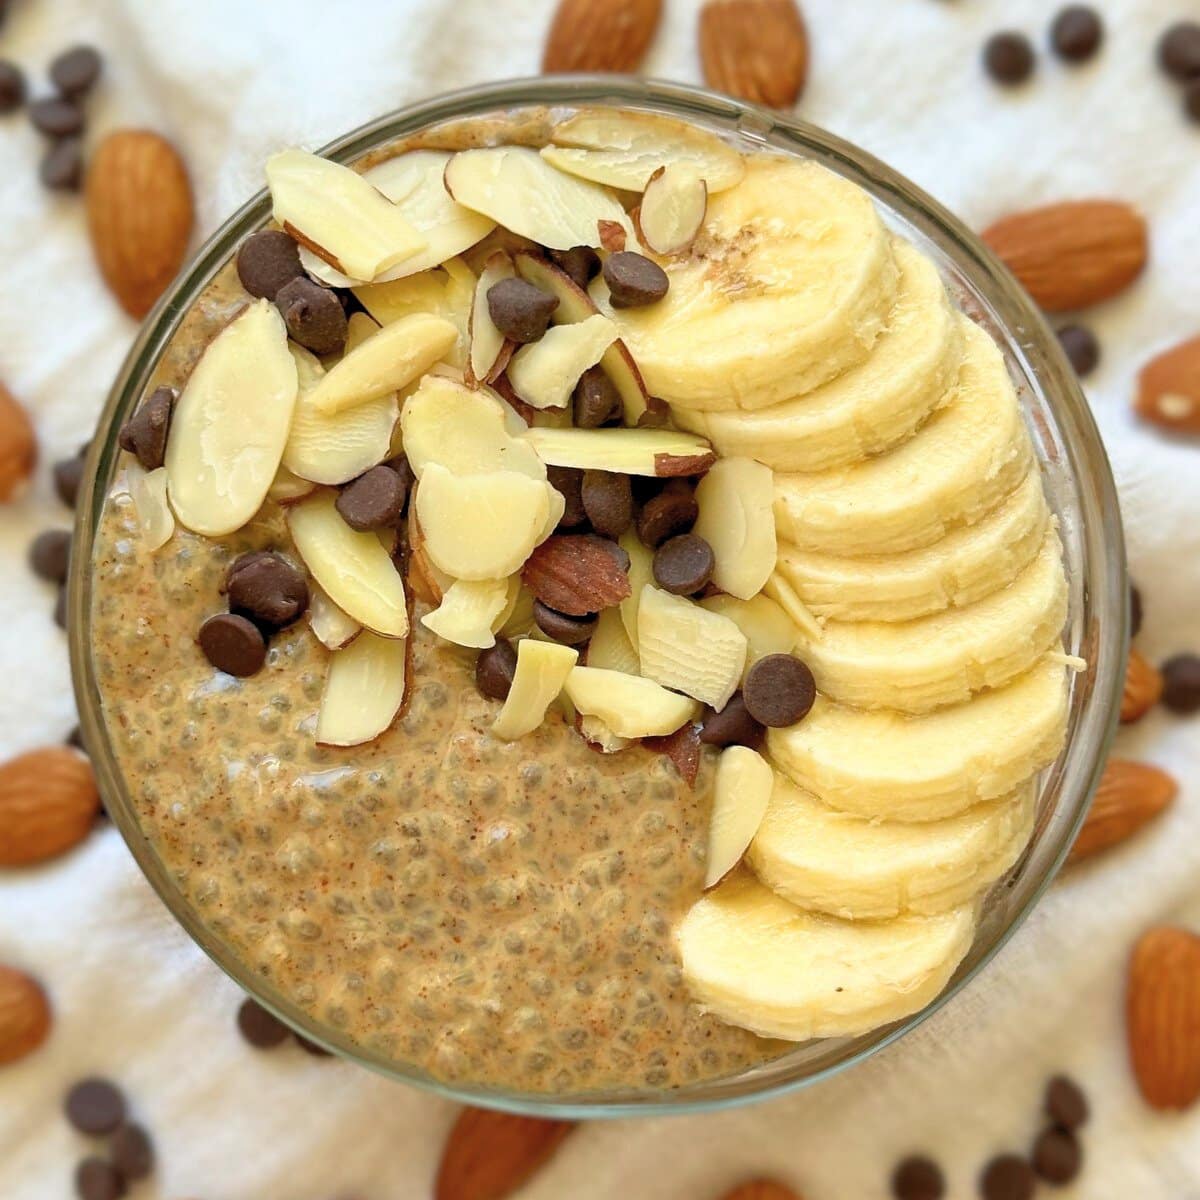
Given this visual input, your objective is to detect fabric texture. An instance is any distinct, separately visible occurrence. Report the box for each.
[1,0,1198,1196]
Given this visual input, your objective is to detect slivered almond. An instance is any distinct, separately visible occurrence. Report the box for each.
[1136,335,1200,435]
[699,0,809,109]
[0,748,100,866]
[522,534,632,616]
[435,1108,575,1200]
[0,965,52,1065]
[643,720,702,788]
[1067,759,1176,865]
[1121,649,1164,723]
[542,0,663,74]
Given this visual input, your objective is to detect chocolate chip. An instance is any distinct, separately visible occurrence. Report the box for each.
[336,465,408,532]
[891,1155,945,1200]
[54,451,87,508]
[984,32,1036,85]
[0,60,26,113]
[699,693,765,751]
[1031,1127,1081,1184]
[603,252,670,308]
[533,600,597,645]
[1050,7,1103,62]
[636,480,697,548]
[30,529,71,584]
[487,277,559,344]
[50,46,103,99]
[118,386,176,471]
[581,469,633,537]
[29,96,84,137]
[385,453,415,499]
[476,639,518,701]
[65,1078,127,1135]
[1185,79,1200,124]
[548,465,587,528]
[1130,582,1143,637]
[75,1158,126,1200]
[549,245,600,290]
[1159,22,1200,82]
[54,587,68,631]
[67,726,85,752]
[743,654,816,728]
[276,276,348,356]
[236,997,290,1048]
[198,613,267,677]
[1161,653,1200,714]
[979,1155,1035,1200]
[109,1122,154,1181]
[237,229,305,301]
[294,1032,332,1056]
[653,533,714,595]
[573,365,623,428]
[1057,324,1099,377]
[226,551,308,629]
[1045,1074,1089,1129]
[40,135,84,191]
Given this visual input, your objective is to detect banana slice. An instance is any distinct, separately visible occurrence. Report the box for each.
[794,529,1067,713]
[748,775,1036,920]
[672,242,962,471]
[768,656,1069,821]
[774,319,1032,556]
[595,157,898,411]
[777,471,1050,624]
[678,873,977,1041]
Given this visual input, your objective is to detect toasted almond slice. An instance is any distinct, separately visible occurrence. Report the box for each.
[266,149,426,281]
[268,465,318,505]
[444,147,634,252]
[468,252,517,386]
[308,582,362,650]
[693,456,776,599]
[705,746,773,887]
[578,713,632,753]
[585,606,640,674]
[564,665,700,738]
[316,631,409,747]
[492,640,579,740]
[700,593,797,674]
[522,426,714,476]
[638,164,707,255]
[421,577,513,649]
[508,314,619,410]
[288,492,409,638]
[127,463,175,550]
[308,313,458,415]
[618,528,654,649]
[165,300,298,537]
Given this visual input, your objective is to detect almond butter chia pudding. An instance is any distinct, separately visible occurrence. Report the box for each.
[89,107,1072,1096]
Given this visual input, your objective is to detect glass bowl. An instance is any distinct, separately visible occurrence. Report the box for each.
[68,76,1127,1119]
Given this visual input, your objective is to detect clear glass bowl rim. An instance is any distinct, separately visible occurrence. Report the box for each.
[69,75,1127,1120]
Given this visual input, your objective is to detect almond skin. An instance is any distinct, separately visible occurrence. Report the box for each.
[0,965,52,1066]
[1068,759,1177,865]
[644,721,702,788]
[522,534,632,617]
[699,0,809,109]
[86,130,194,319]
[0,748,101,866]
[720,1181,804,1200]
[435,1108,575,1200]
[543,0,663,73]
[1121,648,1164,723]
[1136,335,1200,435]
[0,382,37,503]
[981,200,1147,312]
[1128,926,1200,1110]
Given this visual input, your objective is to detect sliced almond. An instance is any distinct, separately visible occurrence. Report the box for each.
[165,300,298,537]
[638,164,707,256]
[467,252,516,386]
[643,720,703,788]
[618,528,654,648]
[700,593,797,672]
[508,314,619,410]
[692,456,777,599]
[522,426,715,476]
[308,582,362,650]
[126,463,175,550]
[585,606,640,673]
[492,640,579,740]
[564,665,700,738]
[316,631,409,747]
[267,465,318,505]
[344,310,381,353]
[705,745,773,887]
[577,713,632,753]
[288,491,409,638]
[421,577,513,649]
[444,147,633,252]
[407,507,453,605]
[498,583,537,639]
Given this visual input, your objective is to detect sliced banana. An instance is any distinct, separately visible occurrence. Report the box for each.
[595,157,898,411]
[768,655,1070,821]
[678,873,977,1041]
[748,775,1037,920]
[774,319,1032,556]
[673,242,962,471]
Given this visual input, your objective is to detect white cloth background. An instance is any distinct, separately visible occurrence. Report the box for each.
[1,0,1198,1196]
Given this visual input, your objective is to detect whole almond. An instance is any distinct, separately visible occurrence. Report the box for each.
[1136,335,1200,435]
[1121,648,1164,723]
[0,966,51,1066]
[1127,926,1200,1110]
[720,1182,804,1200]
[86,130,194,319]
[0,382,37,503]
[1067,759,1176,865]
[435,1108,575,1200]
[981,200,1147,312]
[522,534,632,616]
[543,0,663,73]
[0,747,100,866]
[699,0,809,109]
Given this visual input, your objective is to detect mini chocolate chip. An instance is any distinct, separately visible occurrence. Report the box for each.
[54,587,68,631]
[603,252,669,308]
[653,533,714,595]
[699,693,765,750]
[891,1155,945,1200]
[636,480,697,548]
[743,654,816,728]
[533,600,597,645]
[1161,653,1200,714]
[226,552,308,629]
[581,469,633,537]
[109,1123,154,1181]
[984,32,1036,85]
[487,277,559,344]
[29,96,84,137]
[54,451,87,508]
[1185,79,1200,124]
[548,465,587,528]
[198,613,267,677]
[1031,1127,1081,1185]
[1159,21,1200,81]
[1130,582,1143,638]
[276,276,348,356]
[476,639,518,701]
[1050,7,1103,62]
[0,60,25,113]
[573,365,623,428]
[50,46,103,98]
[336,465,408,531]
[237,229,305,301]
[979,1155,1035,1200]
[1057,324,1099,377]
[40,136,84,191]
[1045,1074,1089,1129]
[75,1158,126,1200]
[118,387,176,471]
[549,245,600,290]
[65,1078,127,1135]
[29,529,71,584]
[294,1032,333,1056]
[236,997,291,1048]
